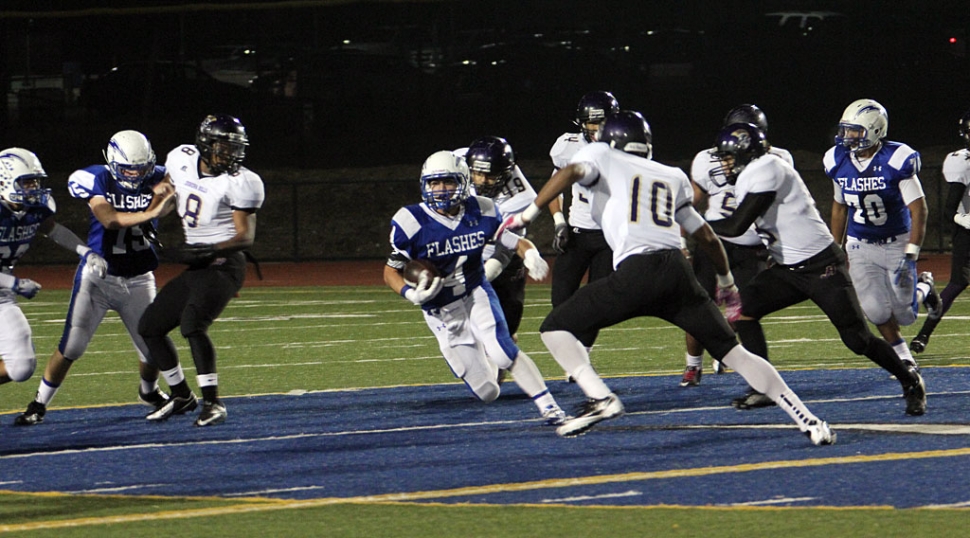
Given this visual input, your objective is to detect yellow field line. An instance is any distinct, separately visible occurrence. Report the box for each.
[4,447,970,532]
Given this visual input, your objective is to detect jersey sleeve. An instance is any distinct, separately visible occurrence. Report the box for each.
[888,144,921,177]
[943,151,970,186]
[229,171,265,211]
[387,207,418,269]
[67,166,105,201]
[690,149,714,189]
[822,146,839,179]
[549,133,582,170]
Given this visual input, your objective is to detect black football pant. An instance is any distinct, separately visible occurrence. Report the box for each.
[491,254,526,335]
[550,228,614,347]
[138,252,246,379]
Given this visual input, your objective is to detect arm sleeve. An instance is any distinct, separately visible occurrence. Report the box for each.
[674,204,706,235]
[708,191,776,237]
[945,181,968,217]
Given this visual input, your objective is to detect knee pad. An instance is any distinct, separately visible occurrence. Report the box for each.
[5,357,36,382]
[467,379,500,403]
[180,305,211,339]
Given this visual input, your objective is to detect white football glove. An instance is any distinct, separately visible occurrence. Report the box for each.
[13,278,42,299]
[523,249,549,281]
[496,203,541,238]
[955,213,970,230]
[403,273,443,306]
[484,258,504,282]
[79,247,108,278]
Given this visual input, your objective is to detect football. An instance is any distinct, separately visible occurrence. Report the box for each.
[403,259,439,286]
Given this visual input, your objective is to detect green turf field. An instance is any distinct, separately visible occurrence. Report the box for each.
[2,284,968,537]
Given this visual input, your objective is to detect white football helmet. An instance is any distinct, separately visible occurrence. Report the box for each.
[420,150,470,212]
[104,130,156,193]
[0,147,50,209]
[836,99,888,152]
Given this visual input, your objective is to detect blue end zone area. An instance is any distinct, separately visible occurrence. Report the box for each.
[1,367,968,508]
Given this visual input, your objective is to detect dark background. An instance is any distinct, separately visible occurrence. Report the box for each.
[1,0,969,261]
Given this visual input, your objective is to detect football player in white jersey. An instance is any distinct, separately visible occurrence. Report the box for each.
[546,91,617,351]
[14,131,175,426]
[681,104,789,386]
[825,99,938,371]
[0,148,108,402]
[501,111,835,445]
[456,136,546,341]
[138,114,265,427]
[707,122,927,416]
[911,109,970,352]
[384,151,565,425]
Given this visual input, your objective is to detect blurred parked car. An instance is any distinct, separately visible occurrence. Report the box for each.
[81,61,257,120]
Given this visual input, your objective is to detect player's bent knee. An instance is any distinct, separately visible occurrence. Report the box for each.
[468,379,500,403]
[4,357,36,382]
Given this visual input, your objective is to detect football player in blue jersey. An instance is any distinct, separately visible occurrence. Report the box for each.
[825,99,939,372]
[14,132,175,426]
[0,148,108,405]
[384,150,566,425]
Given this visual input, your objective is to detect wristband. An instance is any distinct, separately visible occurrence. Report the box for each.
[716,272,735,289]
[552,211,567,226]
[905,243,920,259]
[77,245,92,257]
[399,285,413,298]
[521,203,541,224]
[680,237,688,250]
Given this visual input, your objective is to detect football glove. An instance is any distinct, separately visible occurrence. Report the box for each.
[173,243,217,265]
[894,257,917,286]
[523,249,549,281]
[716,284,742,323]
[403,273,443,306]
[79,248,108,278]
[13,278,41,299]
[955,213,970,230]
[552,222,569,254]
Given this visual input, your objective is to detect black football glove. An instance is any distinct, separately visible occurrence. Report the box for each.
[166,243,217,266]
[140,222,163,249]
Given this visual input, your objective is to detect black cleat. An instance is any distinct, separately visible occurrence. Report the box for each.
[146,392,198,421]
[138,387,171,411]
[13,401,47,426]
[903,369,927,416]
[919,272,942,320]
[731,389,776,410]
[194,400,227,427]
[910,334,929,354]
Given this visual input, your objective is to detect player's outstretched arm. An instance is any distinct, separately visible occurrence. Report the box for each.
[707,192,775,238]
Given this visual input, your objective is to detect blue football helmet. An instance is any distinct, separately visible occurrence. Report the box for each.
[711,122,767,186]
[196,114,249,175]
[420,150,470,213]
[0,147,51,210]
[598,110,652,158]
[104,130,156,194]
[835,99,887,153]
[723,104,769,134]
[575,91,619,142]
[465,136,515,198]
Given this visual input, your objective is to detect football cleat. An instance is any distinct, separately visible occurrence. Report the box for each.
[680,366,702,387]
[910,334,929,354]
[556,393,624,437]
[138,387,171,410]
[194,400,227,427]
[731,389,776,410]
[919,272,942,320]
[712,359,726,374]
[903,368,927,416]
[805,420,836,446]
[146,392,198,421]
[541,404,568,426]
[13,401,47,426]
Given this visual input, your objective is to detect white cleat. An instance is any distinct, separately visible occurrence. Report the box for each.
[556,393,624,437]
[805,420,836,446]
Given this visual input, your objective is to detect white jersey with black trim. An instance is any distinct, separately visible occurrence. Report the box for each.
[570,142,692,268]
[734,154,833,266]
[165,144,265,245]
[550,132,599,230]
[943,148,970,214]
[691,146,794,247]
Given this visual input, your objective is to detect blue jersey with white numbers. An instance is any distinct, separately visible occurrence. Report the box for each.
[388,196,501,310]
[67,164,166,277]
[0,199,55,271]
[824,141,920,241]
